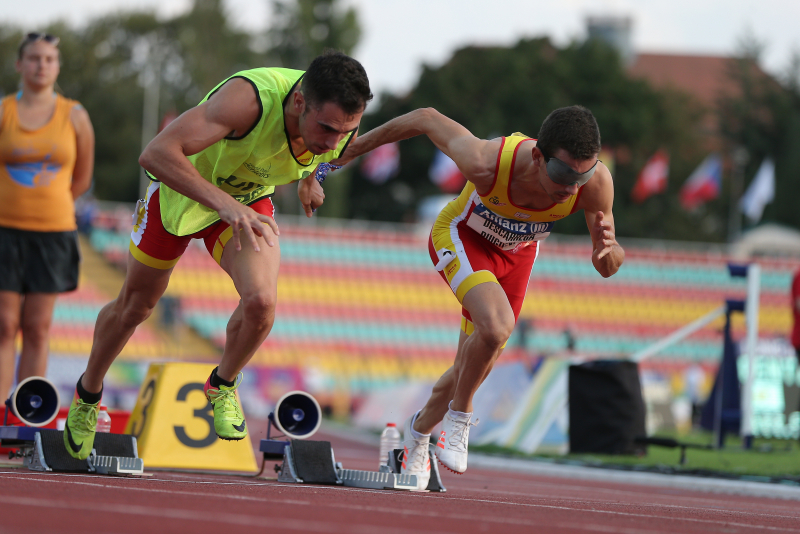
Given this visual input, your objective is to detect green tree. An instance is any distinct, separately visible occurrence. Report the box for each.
[169,0,262,104]
[267,0,361,69]
[719,50,800,233]
[0,0,266,203]
[264,0,363,217]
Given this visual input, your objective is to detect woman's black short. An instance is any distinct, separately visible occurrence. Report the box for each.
[0,226,80,294]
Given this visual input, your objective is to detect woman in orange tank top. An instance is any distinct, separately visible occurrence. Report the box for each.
[0,33,95,400]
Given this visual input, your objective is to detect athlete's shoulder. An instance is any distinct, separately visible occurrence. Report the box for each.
[0,95,9,123]
[68,99,92,130]
[0,93,15,120]
[501,133,536,154]
[594,161,614,187]
[57,93,79,106]
[576,161,614,211]
[60,94,87,117]
[235,67,304,89]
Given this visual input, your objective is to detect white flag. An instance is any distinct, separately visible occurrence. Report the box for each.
[740,158,775,222]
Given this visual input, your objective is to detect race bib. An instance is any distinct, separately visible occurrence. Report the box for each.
[466,204,553,251]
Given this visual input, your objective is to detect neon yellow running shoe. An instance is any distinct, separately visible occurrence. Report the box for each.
[63,392,99,460]
[204,372,247,441]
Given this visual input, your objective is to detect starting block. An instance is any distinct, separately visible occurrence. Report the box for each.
[276,440,341,485]
[1,375,143,476]
[388,446,446,492]
[260,438,446,492]
[339,467,418,490]
[260,391,445,491]
[1,427,143,476]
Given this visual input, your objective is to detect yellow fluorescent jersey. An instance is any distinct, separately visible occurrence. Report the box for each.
[154,68,355,236]
[433,134,582,252]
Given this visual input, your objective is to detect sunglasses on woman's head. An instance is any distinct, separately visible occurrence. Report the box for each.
[24,33,60,46]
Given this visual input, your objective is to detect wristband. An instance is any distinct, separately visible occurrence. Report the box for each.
[315,162,342,183]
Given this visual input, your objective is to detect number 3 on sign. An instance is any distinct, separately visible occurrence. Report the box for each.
[174,383,216,448]
[125,362,257,472]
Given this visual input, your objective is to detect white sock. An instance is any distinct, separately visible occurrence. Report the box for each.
[448,400,471,419]
[409,410,430,440]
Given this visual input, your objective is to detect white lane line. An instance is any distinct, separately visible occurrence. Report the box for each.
[461,472,800,507]
[454,485,800,520]
[4,467,798,517]
[0,471,271,486]
[0,483,729,533]
[433,494,800,532]
[468,455,800,501]
[0,494,457,534]
[3,472,799,531]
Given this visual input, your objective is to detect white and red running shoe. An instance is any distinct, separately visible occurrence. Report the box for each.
[435,409,478,474]
[401,413,431,491]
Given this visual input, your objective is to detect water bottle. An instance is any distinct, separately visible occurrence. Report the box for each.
[96,405,112,433]
[379,423,401,468]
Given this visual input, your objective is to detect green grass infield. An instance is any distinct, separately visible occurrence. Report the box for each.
[471,430,800,483]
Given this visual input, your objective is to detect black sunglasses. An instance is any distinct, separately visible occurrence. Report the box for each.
[24,33,60,45]
[541,149,598,187]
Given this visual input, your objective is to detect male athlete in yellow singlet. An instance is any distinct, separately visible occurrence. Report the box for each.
[335,106,624,490]
[63,52,372,460]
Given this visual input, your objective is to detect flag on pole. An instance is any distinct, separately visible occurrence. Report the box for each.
[360,142,400,184]
[429,149,466,193]
[679,153,722,210]
[632,149,669,203]
[739,158,775,223]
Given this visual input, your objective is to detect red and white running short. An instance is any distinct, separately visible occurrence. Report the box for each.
[129,181,275,269]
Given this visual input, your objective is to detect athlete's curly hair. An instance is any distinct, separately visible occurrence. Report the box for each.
[302,50,373,115]
[536,106,601,161]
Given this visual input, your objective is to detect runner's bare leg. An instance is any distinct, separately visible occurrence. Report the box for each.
[414,282,513,433]
[81,254,174,392]
[216,230,281,382]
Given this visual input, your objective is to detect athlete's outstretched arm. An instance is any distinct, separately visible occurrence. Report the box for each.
[580,165,624,278]
[138,78,279,251]
[333,108,498,187]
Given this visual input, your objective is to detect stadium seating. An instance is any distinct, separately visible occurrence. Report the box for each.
[77,212,795,399]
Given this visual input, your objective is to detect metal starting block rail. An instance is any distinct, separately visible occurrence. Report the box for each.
[261,438,446,492]
[339,466,418,490]
[87,451,145,476]
[1,427,144,476]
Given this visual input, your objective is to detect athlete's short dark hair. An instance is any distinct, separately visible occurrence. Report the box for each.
[302,51,373,115]
[536,106,601,161]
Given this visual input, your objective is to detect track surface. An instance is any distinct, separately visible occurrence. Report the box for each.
[1,423,798,534]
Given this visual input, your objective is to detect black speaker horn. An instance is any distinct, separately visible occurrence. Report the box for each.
[9,376,61,427]
[270,390,321,440]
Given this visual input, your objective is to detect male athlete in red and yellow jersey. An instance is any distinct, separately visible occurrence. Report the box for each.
[335,106,624,490]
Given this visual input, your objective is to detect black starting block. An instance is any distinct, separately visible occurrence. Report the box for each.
[259,438,445,492]
[276,440,342,485]
[1,427,144,476]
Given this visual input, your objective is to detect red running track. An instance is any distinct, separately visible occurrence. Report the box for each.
[1,423,798,534]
